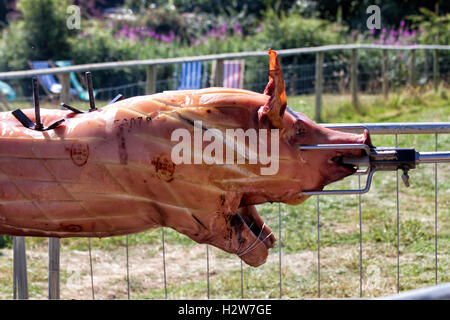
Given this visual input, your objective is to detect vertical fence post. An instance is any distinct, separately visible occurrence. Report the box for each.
[146,65,157,94]
[433,50,439,92]
[350,48,359,109]
[212,59,224,87]
[48,238,60,300]
[239,59,245,89]
[382,49,389,100]
[13,236,28,299]
[209,60,216,87]
[289,56,298,95]
[60,73,71,105]
[409,49,416,87]
[315,52,324,122]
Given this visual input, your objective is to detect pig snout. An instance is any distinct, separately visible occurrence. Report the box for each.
[318,128,373,186]
[325,128,372,158]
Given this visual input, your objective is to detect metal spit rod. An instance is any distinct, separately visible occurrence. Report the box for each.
[342,151,450,166]
[299,145,450,196]
[416,151,450,164]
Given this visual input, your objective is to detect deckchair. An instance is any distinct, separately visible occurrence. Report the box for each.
[0,80,16,110]
[222,60,245,89]
[177,61,203,90]
[52,60,97,101]
[28,61,77,101]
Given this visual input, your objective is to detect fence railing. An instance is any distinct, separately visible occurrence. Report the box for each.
[8,122,449,300]
[1,43,449,121]
[379,282,450,300]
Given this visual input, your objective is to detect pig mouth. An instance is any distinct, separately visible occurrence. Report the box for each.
[233,206,276,266]
[321,151,361,185]
[237,210,275,249]
[330,153,359,172]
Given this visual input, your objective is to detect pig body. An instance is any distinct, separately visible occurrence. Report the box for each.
[0,51,369,266]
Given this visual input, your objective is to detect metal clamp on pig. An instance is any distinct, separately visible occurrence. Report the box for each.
[299,124,450,196]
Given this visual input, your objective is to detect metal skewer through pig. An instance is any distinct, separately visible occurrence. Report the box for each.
[0,50,372,267]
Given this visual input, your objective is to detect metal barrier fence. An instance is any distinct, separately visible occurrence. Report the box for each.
[379,282,450,300]
[1,43,450,121]
[7,122,449,300]
[1,43,449,299]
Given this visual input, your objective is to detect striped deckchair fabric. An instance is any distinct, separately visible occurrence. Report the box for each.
[0,80,16,110]
[0,80,16,101]
[28,60,77,100]
[222,60,245,89]
[178,61,203,90]
[53,60,97,101]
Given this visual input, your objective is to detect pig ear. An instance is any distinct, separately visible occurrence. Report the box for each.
[259,50,287,129]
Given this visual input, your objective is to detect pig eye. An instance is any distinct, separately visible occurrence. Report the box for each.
[296,125,307,135]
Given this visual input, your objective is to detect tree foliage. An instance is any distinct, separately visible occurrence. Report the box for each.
[17,0,71,60]
[308,0,449,30]
[0,0,7,28]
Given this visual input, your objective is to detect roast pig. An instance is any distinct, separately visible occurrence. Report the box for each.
[0,51,370,266]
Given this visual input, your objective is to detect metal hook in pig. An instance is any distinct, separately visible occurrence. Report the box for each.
[12,77,65,131]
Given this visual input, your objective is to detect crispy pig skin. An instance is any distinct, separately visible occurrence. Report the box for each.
[0,86,285,266]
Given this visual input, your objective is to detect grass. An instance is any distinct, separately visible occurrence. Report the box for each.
[0,86,448,299]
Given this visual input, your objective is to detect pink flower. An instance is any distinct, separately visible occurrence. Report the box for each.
[161,34,171,42]
[209,28,217,37]
[233,22,242,35]
[256,23,263,33]
[218,23,227,34]
[120,25,128,36]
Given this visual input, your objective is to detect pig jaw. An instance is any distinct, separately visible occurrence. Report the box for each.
[197,206,276,267]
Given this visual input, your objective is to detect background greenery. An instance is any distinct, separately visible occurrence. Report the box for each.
[0,0,448,97]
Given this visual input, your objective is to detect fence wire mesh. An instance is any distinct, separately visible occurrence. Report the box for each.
[0,46,449,299]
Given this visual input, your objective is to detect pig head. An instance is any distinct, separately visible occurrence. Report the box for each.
[165,51,372,267]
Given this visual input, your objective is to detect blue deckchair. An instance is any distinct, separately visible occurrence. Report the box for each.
[177,61,203,90]
[29,61,77,100]
[0,80,16,100]
[0,80,16,109]
[53,60,97,101]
